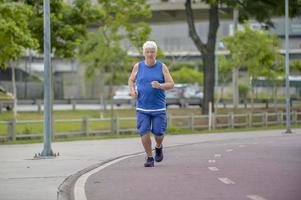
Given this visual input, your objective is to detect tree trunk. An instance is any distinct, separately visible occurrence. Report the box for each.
[11,61,18,119]
[232,67,239,108]
[203,51,216,114]
[185,0,219,114]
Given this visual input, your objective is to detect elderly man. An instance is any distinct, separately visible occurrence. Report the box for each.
[128,41,174,167]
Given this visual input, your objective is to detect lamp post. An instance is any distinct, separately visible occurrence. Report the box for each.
[284,0,292,133]
[41,0,54,156]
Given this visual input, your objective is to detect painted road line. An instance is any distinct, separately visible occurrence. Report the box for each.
[246,195,267,200]
[208,159,216,163]
[218,177,235,184]
[226,149,233,152]
[214,154,222,158]
[238,145,245,148]
[208,167,219,171]
[74,153,144,200]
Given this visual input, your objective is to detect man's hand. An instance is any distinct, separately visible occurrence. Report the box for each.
[151,81,161,89]
[130,87,137,98]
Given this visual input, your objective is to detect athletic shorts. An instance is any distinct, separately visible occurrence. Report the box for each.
[136,111,167,136]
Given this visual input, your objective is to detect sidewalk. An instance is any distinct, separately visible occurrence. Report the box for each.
[0,129,300,200]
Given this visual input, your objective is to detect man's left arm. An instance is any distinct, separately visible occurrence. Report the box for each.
[161,64,174,90]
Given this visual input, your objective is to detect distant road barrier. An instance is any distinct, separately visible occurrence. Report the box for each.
[0,111,300,141]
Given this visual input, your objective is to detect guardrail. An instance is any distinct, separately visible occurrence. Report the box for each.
[0,111,300,141]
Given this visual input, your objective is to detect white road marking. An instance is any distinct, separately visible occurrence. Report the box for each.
[226,149,233,152]
[208,167,219,171]
[246,195,267,200]
[208,159,216,163]
[238,145,245,148]
[214,154,222,158]
[74,153,144,200]
[218,177,235,184]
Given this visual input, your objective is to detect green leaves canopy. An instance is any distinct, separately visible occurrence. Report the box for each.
[23,0,102,58]
[222,23,283,80]
[78,0,151,84]
[171,67,204,85]
[0,2,38,68]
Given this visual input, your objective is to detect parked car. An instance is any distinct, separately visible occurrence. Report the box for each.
[166,84,203,107]
[113,85,132,106]
[0,86,14,111]
[183,84,203,99]
[165,84,186,107]
[183,84,203,107]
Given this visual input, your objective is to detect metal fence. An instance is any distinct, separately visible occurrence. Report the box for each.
[0,111,300,141]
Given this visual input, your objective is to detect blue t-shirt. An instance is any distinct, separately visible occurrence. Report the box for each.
[136,60,166,112]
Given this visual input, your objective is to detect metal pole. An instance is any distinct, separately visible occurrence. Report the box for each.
[232,8,239,108]
[41,0,54,156]
[284,0,292,133]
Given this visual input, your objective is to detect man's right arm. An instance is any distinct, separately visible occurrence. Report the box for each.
[128,63,138,97]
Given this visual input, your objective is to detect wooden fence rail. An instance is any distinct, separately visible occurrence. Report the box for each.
[0,111,300,141]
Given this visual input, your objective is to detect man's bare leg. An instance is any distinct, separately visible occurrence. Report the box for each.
[141,132,152,157]
[155,135,164,148]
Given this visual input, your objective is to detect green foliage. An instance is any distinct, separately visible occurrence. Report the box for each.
[222,22,283,80]
[218,55,232,84]
[78,0,151,85]
[220,0,301,23]
[290,60,301,74]
[171,67,203,85]
[22,0,102,58]
[169,61,202,71]
[0,2,38,68]
[238,83,249,99]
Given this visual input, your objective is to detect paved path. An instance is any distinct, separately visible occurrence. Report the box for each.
[83,134,301,200]
[0,129,300,200]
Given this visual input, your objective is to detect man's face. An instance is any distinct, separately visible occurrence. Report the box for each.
[144,48,156,60]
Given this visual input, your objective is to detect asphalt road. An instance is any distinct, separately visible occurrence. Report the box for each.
[84,134,301,200]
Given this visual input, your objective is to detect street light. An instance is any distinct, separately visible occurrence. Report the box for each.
[41,0,54,156]
[284,0,292,133]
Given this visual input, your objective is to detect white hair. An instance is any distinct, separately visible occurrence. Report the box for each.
[143,41,157,52]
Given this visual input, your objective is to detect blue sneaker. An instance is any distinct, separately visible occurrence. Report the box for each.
[144,157,154,167]
[155,146,163,162]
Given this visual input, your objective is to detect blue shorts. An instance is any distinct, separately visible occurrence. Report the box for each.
[136,111,167,136]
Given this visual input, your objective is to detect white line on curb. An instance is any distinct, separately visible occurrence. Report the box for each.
[246,194,267,200]
[218,177,235,184]
[74,153,144,200]
[208,167,219,171]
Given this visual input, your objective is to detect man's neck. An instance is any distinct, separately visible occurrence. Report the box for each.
[145,59,156,66]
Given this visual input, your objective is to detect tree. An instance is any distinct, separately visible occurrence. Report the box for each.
[171,67,203,85]
[77,0,151,129]
[14,0,102,58]
[217,55,232,103]
[222,23,283,109]
[78,0,151,87]
[0,2,38,68]
[290,60,301,74]
[185,0,301,114]
[0,2,38,122]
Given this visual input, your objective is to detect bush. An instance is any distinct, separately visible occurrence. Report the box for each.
[239,84,249,100]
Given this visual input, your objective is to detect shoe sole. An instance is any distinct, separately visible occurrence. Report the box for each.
[144,163,154,167]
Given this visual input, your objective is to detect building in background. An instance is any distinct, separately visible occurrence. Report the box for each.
[1,0,300,99]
